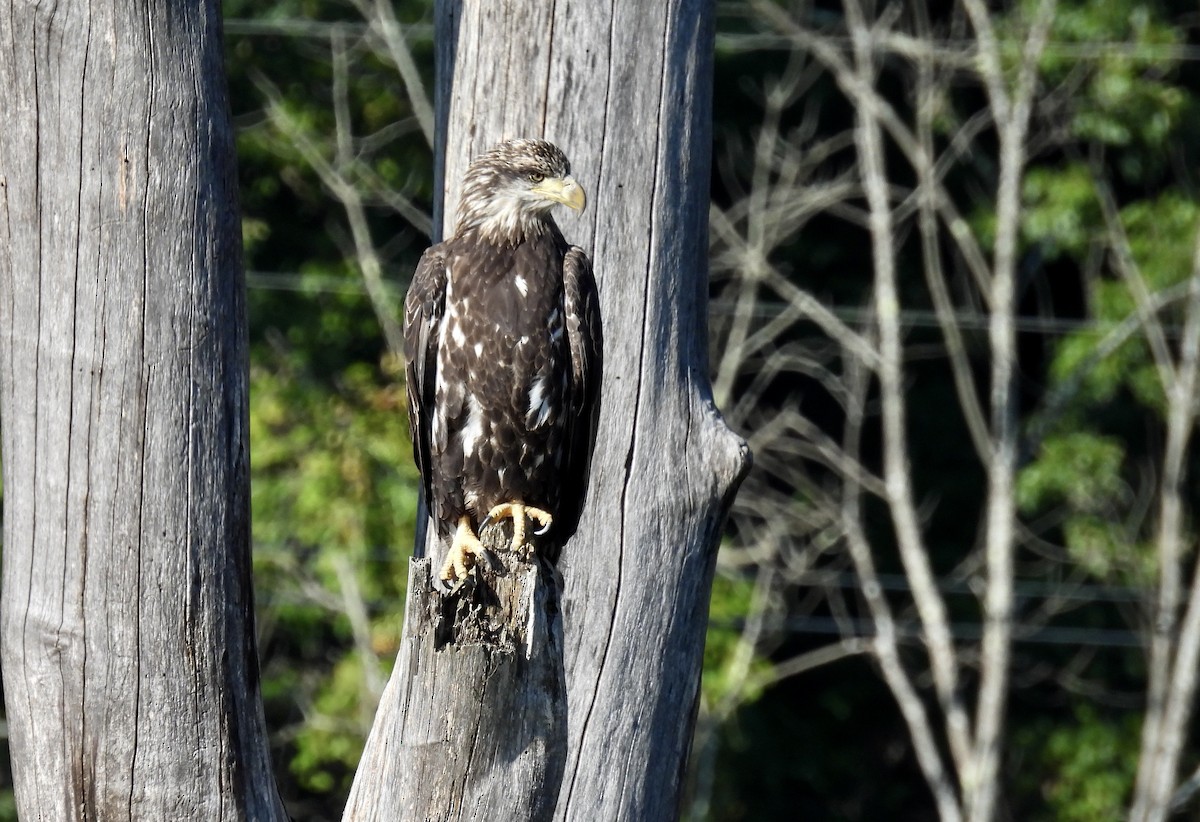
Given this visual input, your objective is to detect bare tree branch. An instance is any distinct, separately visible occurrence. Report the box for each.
[348,0,436,147]
[1130,232,1200,821]
[912,5,991,463]
[752,0,997,302]
[963,3,1055,819]
[253,64,406,359]
[845,0,975,784]
[841,354,965,821]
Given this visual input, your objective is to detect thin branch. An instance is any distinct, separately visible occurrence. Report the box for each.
[1027,280,1196,447]
[253,66,406,359]
[751,0,996,303]
[765,638,867,684]
[1093,172,1178,390]
[913,6,990,463]
[1130,230,1200,821]
[844,0,974,784]
[841,351,964,822]
[966,4,1055,820]
[332,554,387,704]
[348,0,436,147]
[710,206,881,370]
[777,409,889,499]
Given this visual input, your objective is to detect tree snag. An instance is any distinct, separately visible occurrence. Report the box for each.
[343,524,567,822]
[0,2,286,818]
[347,1,750,820]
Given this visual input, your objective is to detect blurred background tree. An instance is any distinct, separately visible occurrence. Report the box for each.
[2,0,1199,819]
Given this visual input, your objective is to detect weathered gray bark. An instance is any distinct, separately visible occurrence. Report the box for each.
[343,529,567,822]
[0,1,286,819]
[347,1,750,819]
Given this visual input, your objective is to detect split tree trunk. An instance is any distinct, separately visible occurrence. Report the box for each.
[347,1,750,819]
[0,1,286,818]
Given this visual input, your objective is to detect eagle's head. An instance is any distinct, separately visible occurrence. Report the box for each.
[454,138,586,244]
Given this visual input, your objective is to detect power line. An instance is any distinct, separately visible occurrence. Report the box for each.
[246,270,1176,337]
[718,33,1200,61]
[708,301,1161,336]
[794,570,1148,603]
[744,615,1146,648]
[224,18,430,41]
[249,541,1154,646]
[247,270,384,296]
[223,17,1200,62]
[251,542,1153,606]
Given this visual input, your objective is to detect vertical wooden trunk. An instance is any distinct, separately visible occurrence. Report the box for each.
[348,0,749,819]
[0,1,286,818]
[530,4,750,818]
[343,537,567,822]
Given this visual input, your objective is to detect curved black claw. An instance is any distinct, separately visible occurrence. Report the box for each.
[482,548,503,571]
[434,568,478,596]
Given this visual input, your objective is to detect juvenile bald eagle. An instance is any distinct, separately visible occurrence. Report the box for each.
[404,139,603,591]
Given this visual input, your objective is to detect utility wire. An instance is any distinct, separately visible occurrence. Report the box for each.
[224,18,429,40]
[795,570,1149,603]
[246,271,1179,336]
[725,615,1147,648]
[223,17,1200,62]
[255,578,1150,649]
[252,541,1154,605]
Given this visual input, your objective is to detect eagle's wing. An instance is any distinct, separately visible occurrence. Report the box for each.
[555,245,603,555]
[403,245,448,548]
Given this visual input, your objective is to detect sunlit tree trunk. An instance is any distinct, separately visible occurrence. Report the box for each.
[344,1,750,820]
[0,1,286,817]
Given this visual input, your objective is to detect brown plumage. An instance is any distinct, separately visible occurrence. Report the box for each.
[404,139,603,589]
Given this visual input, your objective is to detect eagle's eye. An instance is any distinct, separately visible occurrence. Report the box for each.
[527,173,545,184]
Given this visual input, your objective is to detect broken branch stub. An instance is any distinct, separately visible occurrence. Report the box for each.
[342,522,567,822]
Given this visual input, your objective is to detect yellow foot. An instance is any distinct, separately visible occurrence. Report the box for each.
[436,516,497,593]
[483,502,553,552]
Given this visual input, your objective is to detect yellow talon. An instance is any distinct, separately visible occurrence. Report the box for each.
[484,502,553,552]
[438,516,489,588]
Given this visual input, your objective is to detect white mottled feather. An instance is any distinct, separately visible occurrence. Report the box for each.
[526,374,553,428]
[460,394,484,457]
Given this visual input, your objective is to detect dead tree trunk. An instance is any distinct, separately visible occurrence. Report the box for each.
[345,1,749,820]
[0,1,287,818]
[343,531,567,822]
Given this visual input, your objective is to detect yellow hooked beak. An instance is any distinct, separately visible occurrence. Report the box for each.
[532,175,586,212]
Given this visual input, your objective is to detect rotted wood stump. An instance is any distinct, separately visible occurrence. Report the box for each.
[343,522,567,822]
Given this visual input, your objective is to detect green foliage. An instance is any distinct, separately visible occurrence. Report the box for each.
[289,652,395,794]
[1015,705,1140,822]
[701,570,774,709]
[251,357,420,576]
[220,4,434,810]
[1017,433,1144,578]
[1033,0,1188,167]
[1017,432,1125,514]
[250,353,418,804]
[1121,193,1200,292]
[1063,514,1152,581]
[1021,164,1099,258]
[227,0,435,376]
[1048,330,1126,404]
[1021,188,1200,580]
